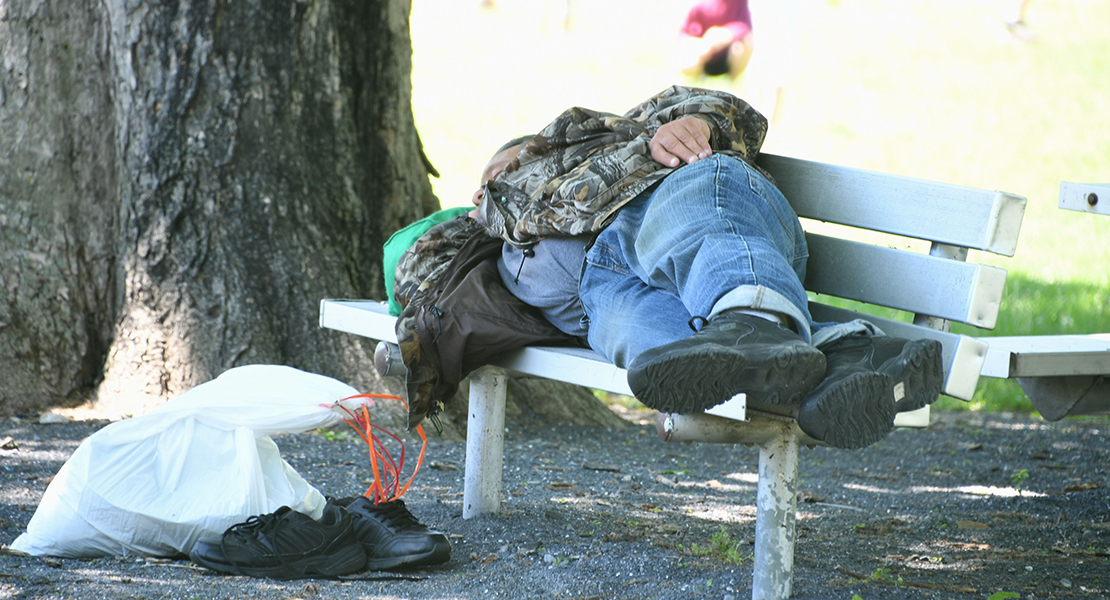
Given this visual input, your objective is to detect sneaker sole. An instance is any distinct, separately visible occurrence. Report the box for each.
[191,541,367,580]
[882,339,945,413]
[796,370,897,450]
[364,540,452,571]
[627,342,826,414]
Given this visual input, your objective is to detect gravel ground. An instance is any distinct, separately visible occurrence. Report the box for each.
[1,408,1108,600]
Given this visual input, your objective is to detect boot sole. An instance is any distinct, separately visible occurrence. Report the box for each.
[191,539,367,580]
[363,539,452,571]
[883,339,945,413]
[627,342,826,414]
[796,370,897,450]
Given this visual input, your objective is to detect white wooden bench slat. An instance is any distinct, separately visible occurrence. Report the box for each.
[318,299,398,344]
[758,153,1026,256]
[804,233,1008,328]
[978,334,1110,422]
[318,299,932,427]
[492,345,635,397]
[979,334,1110,378]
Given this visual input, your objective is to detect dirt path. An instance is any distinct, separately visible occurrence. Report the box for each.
[2,410,1107,599]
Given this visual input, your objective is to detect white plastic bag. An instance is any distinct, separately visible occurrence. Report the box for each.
[11,365,373,558]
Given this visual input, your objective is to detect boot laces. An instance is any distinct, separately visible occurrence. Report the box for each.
[687,315,708,332]
[227,508,286,539]
[373,499,422,529]
[221,508,293,562]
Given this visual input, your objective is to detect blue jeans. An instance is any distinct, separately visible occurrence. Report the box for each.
[580,155,813,368]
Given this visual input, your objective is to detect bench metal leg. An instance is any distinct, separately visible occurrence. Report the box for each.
[463,366,508,519]
[752,430,800,600]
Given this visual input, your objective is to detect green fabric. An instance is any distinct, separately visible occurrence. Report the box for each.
[383,207,472,316]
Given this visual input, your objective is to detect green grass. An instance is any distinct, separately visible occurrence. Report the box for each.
[681,526,751,564]
[410,0,1110,415]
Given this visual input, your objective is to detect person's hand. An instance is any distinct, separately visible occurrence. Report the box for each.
[649,116,712,168]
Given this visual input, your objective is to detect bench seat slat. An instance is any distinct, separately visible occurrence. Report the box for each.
[978,334,1110,378]
[492,346,634,396]
[804,233,1008,329]
[318,299,937,427]
[317,299,988,402]
[319,299,398,343]
[758,153,1026,257]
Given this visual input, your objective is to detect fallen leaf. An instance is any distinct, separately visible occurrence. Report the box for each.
[1064,483,1098,492]
[0,437,16,450]
[582,462,620,472]
[956,520,989,530]
[706,479,724,489]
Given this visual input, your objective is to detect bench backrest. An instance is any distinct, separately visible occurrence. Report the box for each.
[756,153,1027,402]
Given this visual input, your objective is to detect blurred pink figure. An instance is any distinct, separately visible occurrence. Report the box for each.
[678,0,755,81]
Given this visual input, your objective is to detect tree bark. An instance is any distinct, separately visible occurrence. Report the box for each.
[0,0,120,414]
[1,0,437,425]
[0,0,623,437]
[93,0,441,420]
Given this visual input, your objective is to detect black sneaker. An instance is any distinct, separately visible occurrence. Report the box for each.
[330,496,451,570]
[189,504,366,579]
[796,334,944,449]
[626,311,826,414]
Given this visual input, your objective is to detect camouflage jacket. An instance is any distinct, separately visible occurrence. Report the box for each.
[476,85,769,247]
[393,86,769,429]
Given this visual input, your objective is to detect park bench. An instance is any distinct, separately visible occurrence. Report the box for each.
[976,180,1110,422]
[319,152,1027,600]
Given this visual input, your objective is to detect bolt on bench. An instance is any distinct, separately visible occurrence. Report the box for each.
[320,153,1027,600]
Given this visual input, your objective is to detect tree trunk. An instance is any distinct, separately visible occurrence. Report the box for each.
[0,0,120,414]
[0,0,624,437]
[1,0,436,425]
[92,0,441,421]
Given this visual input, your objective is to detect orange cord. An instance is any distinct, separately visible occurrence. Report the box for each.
[335,393,426,504]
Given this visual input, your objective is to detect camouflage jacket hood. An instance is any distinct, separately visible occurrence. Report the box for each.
[394,86,769,428]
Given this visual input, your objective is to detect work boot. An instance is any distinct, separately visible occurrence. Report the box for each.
[796,334,944,450]
[875,336,945,413]
[626,311,826,414]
